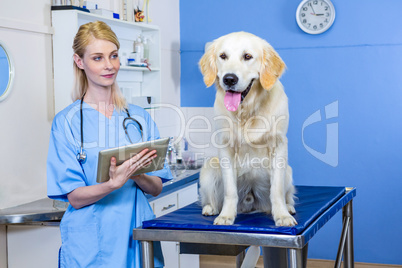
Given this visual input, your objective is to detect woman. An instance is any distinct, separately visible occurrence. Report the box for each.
[47,21,171,267]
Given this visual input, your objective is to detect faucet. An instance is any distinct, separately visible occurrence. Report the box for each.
[167,137,176,165]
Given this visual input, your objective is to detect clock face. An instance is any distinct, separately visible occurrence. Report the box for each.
[296,0,335,34]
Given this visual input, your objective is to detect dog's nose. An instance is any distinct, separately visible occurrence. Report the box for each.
[223,73,239,87]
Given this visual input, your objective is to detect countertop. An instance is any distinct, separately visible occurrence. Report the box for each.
[0,169,200,225]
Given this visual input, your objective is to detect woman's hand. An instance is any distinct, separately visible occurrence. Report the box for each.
[67,149,157,209]
[107,148,157,190]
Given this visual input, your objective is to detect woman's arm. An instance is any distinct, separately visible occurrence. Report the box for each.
[68,148,157,209]
[67,182,116,209]
[131,174,163,197]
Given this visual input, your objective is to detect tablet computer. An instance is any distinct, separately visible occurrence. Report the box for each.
[96,137,170,183]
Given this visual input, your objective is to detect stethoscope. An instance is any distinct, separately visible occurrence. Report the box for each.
[77,94,144,164]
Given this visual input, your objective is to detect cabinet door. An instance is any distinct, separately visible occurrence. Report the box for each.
[153,192,177,218]
[177,183,198,209]
[7,226,61,268]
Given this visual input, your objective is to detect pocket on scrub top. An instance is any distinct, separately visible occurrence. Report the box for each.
[60,223,101,267]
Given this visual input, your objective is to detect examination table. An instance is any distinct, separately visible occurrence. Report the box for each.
[133,186,356,268]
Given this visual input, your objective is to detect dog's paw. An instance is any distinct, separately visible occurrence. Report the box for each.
[287,204,296,215]
[214,215,235,225]
[202,205,219,216]
[275,214,297,227]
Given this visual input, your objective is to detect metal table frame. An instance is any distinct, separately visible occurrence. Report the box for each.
[133,187,356,268]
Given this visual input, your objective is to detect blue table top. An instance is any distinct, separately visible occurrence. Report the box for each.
[143,186,354,236]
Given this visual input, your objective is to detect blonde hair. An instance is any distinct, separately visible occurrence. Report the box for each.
[71,20,127,110]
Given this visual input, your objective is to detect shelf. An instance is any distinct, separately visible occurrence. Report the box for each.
[75,10,160,31]
[120,66,160,72]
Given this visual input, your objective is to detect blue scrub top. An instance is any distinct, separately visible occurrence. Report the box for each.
[47,100,172,268]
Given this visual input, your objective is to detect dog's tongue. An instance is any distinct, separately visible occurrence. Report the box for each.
[224,91,241,111]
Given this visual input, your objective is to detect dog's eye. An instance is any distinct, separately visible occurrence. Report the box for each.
[244,53,253,60]
[219,53,227,60]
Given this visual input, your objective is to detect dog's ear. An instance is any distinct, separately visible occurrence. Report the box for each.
[199,42,217,87]
[260,43,286,91]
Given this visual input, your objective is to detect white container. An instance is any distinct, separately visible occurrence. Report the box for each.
[143,38,149,62]
[127,52,140,66]
[83,1,98,9]
[131,96,153,108]
[134,37,144,61]
[120,52,128,66]
[89,9,114,19]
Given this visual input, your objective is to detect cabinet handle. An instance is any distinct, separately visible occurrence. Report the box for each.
[162,204,176,211]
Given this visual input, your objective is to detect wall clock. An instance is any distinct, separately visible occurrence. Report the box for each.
[296,0,336,34]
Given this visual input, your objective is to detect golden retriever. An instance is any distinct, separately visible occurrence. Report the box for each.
[198,32,297,227]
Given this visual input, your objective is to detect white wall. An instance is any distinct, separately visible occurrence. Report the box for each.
[0,2,54,210]
[0,1,54,266]
[147,0,182,138]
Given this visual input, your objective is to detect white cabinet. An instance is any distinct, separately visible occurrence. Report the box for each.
[149,182,200,268]
[7,225,61,268]
[51,10,161,114]
[153,192,178,217]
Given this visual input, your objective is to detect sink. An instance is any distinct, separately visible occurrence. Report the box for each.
[169,166,190,179]
[173,164,187,170]
[164,164,202,186]
[164,158,203,186]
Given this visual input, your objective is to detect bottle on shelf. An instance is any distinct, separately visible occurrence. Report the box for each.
[143,37,150,63]
[134,36,144,62]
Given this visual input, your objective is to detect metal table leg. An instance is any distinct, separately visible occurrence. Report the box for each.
[334,200,354,268]
[343,201,354,268]
[236,250,246,268]
[262,244,308,268]
[262,247,288,268]
[287,249,302,268]
[334,216,350,268]
[141,241,154,268]
[287,246,309,268]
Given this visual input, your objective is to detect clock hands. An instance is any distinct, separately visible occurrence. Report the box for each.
[309,3,325,16]
[309,3,316,15]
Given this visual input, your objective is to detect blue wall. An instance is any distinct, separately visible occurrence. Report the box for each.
[180,0,402,265]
